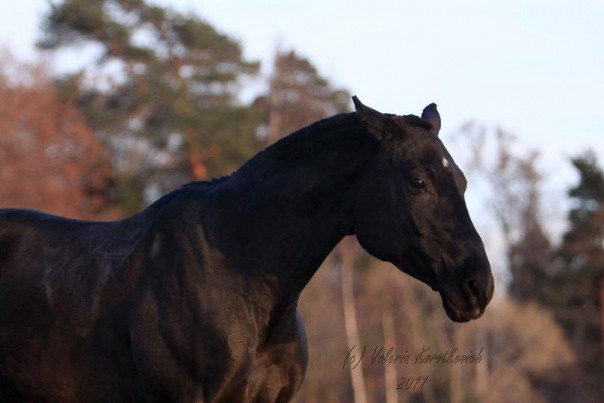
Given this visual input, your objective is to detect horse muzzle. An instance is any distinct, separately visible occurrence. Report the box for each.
[439,267,494,323]
[439,262,495,322]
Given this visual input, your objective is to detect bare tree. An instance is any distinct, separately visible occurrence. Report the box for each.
[339,237,368,403]
[381,284,398,403]
[453,123,553,301]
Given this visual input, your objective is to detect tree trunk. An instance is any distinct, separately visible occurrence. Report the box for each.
[267,50,284,145]
[185,127,208,180]
[600,275,604,383]
[400,278,438,403]
[475,326,489,400]
[340,237,368,403]
[448,327,464,403]
[382,288,398,403]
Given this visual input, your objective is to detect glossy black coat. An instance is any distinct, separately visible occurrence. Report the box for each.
[0,98,493,402]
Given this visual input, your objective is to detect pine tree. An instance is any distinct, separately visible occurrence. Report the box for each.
[551,151,604,396]
[261,49,350,144]
[38,0,261,208]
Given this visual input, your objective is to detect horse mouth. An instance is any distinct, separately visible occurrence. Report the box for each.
[440,293,484,323]
[406,268,485,322]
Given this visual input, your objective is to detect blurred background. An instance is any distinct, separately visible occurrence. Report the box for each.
[0,1,602,402]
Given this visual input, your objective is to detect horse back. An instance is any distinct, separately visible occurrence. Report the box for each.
[0,208,148,400]
[0,208,140,285]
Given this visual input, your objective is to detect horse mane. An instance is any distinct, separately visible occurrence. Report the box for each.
[236,112,362,172]
[140,175,231,214]
[142,112,363,212]
[397,114,433,130]
[181,175,231,190]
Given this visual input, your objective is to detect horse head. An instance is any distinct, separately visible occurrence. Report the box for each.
[352,96,494,322]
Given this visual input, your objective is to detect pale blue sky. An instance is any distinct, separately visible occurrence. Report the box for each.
[189,1,604,154]
[3,1,601,170]
[1,0,603,256]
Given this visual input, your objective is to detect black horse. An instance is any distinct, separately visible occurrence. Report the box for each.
[0,97,493,402]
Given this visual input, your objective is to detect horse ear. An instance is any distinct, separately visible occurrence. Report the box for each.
[352,96,388,140]
[421,103,441,136]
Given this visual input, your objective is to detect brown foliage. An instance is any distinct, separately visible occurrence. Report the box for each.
[0,52,117,219]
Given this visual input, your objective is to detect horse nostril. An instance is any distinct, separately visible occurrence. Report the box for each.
[463,279,481,306]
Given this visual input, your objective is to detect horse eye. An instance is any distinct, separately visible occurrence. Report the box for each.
[411,178,427,190]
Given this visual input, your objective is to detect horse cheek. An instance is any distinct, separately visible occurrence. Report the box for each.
[354,180,402,263]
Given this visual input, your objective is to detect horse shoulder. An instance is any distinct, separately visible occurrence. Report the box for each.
[126,200,236,400]
[126,196,306,401]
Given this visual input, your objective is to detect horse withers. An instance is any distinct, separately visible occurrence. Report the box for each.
[0,97,493,402]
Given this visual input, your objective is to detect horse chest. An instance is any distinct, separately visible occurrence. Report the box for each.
[216,310,308,403]
[129,267,307,402]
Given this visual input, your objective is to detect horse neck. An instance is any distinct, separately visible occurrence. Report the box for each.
[206,116,376,302]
